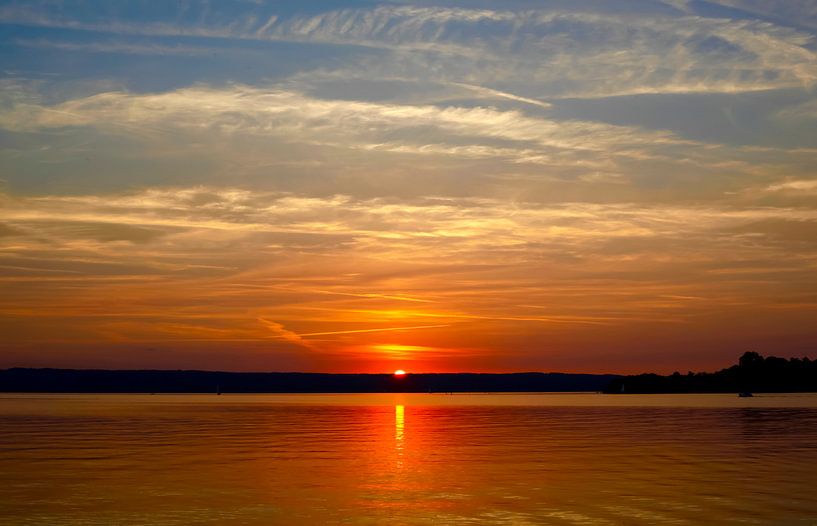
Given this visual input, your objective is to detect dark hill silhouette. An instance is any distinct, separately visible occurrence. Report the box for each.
[604,352,817,394]
[0,369,617,393]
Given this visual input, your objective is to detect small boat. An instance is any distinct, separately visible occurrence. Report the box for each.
[738,392,753,398]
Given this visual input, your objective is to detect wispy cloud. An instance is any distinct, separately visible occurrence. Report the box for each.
[764,179,817,193]
[2,185,816,370]
[706,0,817,30]
[0,84,696,180]
[13,38,220,56]
[257,317,312,348]
[0,85,682,151]
[300,324,449,337]
[3,3,815,98]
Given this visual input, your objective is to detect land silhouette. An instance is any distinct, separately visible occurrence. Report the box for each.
[0,353,813,393]
[0,369,616,393]
[604,352,817,394]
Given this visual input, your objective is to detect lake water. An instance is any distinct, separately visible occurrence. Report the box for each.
[1,393,816,525]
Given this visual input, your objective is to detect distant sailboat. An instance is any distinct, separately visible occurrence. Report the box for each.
[216,384,222,396]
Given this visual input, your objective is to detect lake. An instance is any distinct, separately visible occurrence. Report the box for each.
[1,393,816,525]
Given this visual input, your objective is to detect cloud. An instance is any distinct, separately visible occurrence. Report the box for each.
[764,179,817,193]
[0,84,694,174]
[3,186,816,269]
[3,82,814,205]
[775,98,817,122]
[2,185,816,369]
[257,317,312,348]
[13,38,221,57]
[706,0,817,30]
[2,2,815,98]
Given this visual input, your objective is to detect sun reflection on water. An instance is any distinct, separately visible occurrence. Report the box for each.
[395,404,405,467]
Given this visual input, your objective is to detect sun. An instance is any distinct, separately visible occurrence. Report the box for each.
[393,369,407,377]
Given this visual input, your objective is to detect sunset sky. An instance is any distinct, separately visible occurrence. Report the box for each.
[1,0,816,373]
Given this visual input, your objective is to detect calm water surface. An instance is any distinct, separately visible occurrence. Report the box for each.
[1,393,816,525]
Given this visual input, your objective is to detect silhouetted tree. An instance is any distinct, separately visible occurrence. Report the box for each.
[604,352,817,393]
[739,351,763,368]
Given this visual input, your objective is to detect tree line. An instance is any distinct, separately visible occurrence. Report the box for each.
[604,352,817,393]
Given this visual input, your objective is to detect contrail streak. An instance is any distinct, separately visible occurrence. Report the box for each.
[301,324,449,337]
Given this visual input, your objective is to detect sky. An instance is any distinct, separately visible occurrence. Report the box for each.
[1,0,816,374]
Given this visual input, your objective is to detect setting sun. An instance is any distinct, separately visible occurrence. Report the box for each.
[393,370,407,377]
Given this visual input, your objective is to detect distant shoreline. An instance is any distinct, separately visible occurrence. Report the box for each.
[1,352,815,393]
[0,369,618,394]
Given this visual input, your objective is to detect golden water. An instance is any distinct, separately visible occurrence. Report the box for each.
[1,393,816,525]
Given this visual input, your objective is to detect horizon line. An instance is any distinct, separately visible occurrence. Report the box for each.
[1,366,621,376]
